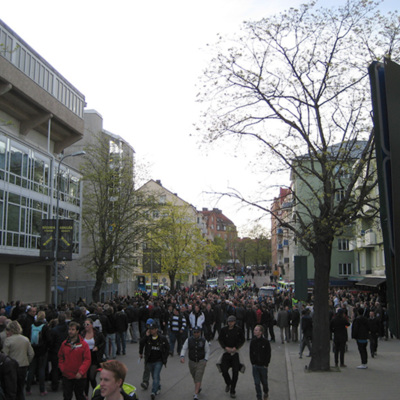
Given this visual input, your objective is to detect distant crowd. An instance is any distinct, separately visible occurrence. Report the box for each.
[0,280,391,399]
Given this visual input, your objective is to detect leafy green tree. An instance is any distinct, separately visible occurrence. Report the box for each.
[197,0,400,371]
[237,225,271,268]
[80,132,154,302]
[211,236,229,266]
[150,203,217,290]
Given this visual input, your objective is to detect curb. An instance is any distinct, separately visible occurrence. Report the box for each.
[285,345,296,400]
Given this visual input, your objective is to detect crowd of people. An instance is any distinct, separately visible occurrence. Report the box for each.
[0,280,390,400]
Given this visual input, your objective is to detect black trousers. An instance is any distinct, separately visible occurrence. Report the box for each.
[221,352,240,393]
[62,377,86,400]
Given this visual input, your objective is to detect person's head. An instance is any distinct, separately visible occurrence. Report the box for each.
[68,321,80,340]
[37,310,46,323]
[6,320,22,336]
[27,306,37,317]
[193,326,201,338]
[99,360,127,397]
[84,318,94,331]
[227,315,236,328]
[148,323,158,336]
[254,324,264,339]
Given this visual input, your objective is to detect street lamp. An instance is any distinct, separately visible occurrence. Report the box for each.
[54,150,85,308]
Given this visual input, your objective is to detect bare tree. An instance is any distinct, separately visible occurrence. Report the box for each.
[81,132,155,302]
[197,0,400,370]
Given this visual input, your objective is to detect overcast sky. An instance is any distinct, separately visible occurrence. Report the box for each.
[1,0,397,235]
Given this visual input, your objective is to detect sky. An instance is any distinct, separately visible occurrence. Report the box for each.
[1,0,398,236]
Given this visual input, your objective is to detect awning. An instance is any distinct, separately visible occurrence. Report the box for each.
[355,277,386,287]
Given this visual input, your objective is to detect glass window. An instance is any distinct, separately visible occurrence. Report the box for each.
[7,203,19,232]
[338,239,349,251]
[339,263,352,276]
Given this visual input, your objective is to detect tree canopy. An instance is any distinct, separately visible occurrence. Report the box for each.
[198,0,400,370]
[149,203,217,290]
[80,132,154,302]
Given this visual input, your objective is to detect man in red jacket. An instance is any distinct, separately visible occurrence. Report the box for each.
[58,321,91,400]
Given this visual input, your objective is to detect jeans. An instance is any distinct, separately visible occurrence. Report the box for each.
[62,377,86,400]
[105,333,116,358]
[116,331,126,354]
[148,361,163,394]
[26,353,47,392]
[221,352,240,394]
[252,365,269,400]
[130,322,140,342]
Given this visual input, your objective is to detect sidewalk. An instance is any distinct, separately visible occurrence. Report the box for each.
[285,337,400,400]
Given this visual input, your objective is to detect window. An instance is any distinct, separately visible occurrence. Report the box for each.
[338,239,349,251]
[339,263,352,276]
[335,190,345,201]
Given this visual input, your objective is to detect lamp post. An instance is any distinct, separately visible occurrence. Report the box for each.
[54,150,85,308]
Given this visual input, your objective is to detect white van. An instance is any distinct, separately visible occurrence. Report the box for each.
[258,286,276,298]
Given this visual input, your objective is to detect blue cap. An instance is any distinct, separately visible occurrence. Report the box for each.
[146,318,154,326]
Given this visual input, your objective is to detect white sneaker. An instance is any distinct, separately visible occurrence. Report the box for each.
[357,364,368,369]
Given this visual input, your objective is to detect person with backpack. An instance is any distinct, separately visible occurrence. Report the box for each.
[25,310,49,396]
[3,320,34,400]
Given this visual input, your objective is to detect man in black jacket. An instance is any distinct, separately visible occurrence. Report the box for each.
[330,308,350,367]
[352,307,370,369]
[139,322,170,400]
[249,325,271,400]
[218,315,245,399]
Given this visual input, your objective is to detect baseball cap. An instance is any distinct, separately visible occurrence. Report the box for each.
[148,323,158,329]
[227,315,236,322]
[193,326,201,332]
[146,318,154,326]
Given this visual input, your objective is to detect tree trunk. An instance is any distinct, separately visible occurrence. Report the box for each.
[308,241,332,371]
[169,272,176,292]
[92,268,105,303]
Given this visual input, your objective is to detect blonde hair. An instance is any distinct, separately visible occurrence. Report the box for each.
[6,320,22,335]
[37,311,46,322]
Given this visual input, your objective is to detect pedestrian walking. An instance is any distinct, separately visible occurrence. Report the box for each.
[218,315,245,399]
[299,309,312,358]
[2,320,34,400]
[352,307,370,369]
[139,321,170,400]
[58,321,91,400]
[250,325,271,400]
[180,326,210,400]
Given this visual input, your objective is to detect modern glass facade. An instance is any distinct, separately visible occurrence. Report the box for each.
[0,131,83,255]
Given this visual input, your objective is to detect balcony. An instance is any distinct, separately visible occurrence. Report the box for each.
[349,240,356,251]
[364,229,377,247]
[356,237,365,248]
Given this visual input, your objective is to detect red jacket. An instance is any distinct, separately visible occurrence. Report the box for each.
[58,335,91,379]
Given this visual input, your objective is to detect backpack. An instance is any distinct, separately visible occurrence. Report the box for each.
[30,324,45,346]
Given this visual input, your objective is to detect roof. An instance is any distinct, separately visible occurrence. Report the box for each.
[355,277,386,287]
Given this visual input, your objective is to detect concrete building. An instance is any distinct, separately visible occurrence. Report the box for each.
[0,20,85,303]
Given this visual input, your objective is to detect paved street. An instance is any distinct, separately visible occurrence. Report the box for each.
[27,274,400,400]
